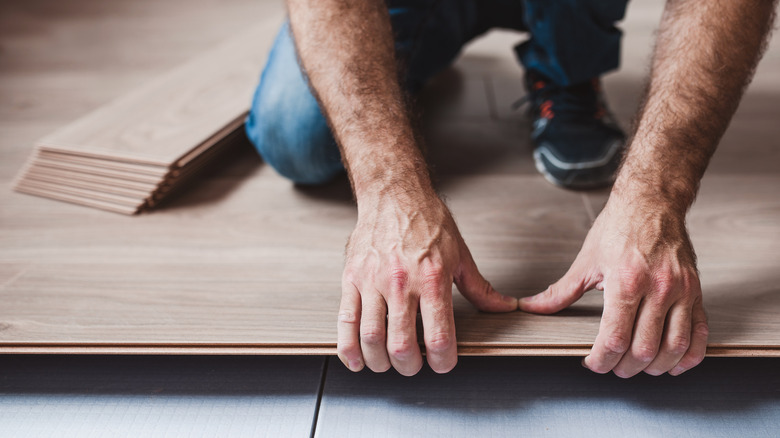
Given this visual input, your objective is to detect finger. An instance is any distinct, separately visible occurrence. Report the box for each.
[670,298,709,376]
[359,291,391,372]
[583,278,641,374]
[455,249,516,312]
[337,281,364,372]
[386,290,423,376]
[518,261,592,314]
[419,279,457,374]
[644,303,692,376]
[612,298,668,378]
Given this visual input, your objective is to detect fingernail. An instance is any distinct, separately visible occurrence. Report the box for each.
[349,359,363,372]
[581,357,590,370]
[503,295,518,304]
[669,366,684,376]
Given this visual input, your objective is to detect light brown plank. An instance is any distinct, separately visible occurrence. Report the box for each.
[14,184,140,215]
[30,156,164,184]
[16,179,146,207]
[36,150,170,176]
[3,171,780,354]
[35,18,281,166]
[23,171,152,199]
[22,166,159,192]
[2,0,780,358]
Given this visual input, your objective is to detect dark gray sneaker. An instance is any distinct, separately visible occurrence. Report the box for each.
[518,72,626,190]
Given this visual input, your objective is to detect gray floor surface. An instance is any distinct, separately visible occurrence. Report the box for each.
[1,356,778,437]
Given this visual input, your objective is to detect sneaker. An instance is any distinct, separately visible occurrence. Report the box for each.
[515,72,626,190]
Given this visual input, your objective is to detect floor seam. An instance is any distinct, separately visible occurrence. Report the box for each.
[309,356,330,438]
[581,193,597,224]
[483,75,500,121]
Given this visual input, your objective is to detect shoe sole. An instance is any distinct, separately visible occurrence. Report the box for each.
[533,139,623,190]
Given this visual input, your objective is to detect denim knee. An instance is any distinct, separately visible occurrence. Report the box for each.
[245,23,344,185]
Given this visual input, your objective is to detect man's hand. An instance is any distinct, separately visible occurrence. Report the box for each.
[286,0,517,375]
[519,194,708,377]
[337,193,517,376]
[518,0,776,377]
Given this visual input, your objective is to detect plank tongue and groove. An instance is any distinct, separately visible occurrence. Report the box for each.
[12,15,282,214]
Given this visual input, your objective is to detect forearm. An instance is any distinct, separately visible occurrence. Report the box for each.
[287,0,434,206]
[614,0,776,212]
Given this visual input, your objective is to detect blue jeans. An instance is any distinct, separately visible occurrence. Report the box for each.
[246,0,629,185]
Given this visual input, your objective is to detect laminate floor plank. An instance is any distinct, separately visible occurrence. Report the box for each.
[13,185,141,215]
[2,0,780,356]
[3,170,779,354]
[36,151,171,176]
[30,157,165,184]
[22,171,154,199]
[34,20,279,166]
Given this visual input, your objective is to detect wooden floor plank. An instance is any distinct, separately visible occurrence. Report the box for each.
[2,0,780,356]
[33,18,280,166]
[2,171,779,354]
[36,150,170,176]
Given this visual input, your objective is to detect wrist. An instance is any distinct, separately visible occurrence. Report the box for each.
[611,160,696,217]
[350,145,435,207]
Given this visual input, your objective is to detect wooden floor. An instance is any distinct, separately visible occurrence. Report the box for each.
[1,0,779,356]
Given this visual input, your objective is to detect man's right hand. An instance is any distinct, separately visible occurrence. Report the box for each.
[336,192,518,376]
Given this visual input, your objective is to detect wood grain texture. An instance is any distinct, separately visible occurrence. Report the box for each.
[36,151,170,176]
[11,11,279,214]
[22,171,155,199]
[2,172,780,354]
[2,0,780,356]
[34,21,279,166]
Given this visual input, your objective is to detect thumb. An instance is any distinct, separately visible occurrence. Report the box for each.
[455,253,517,313]
[519,264,591,314]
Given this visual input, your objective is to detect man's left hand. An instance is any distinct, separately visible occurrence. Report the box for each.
[518,195,709,377]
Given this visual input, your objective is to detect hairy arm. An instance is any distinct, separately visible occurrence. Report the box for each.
[287,0,517,376]
[520,0,777,377]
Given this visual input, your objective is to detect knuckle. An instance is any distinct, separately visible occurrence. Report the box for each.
[693,321,710,338]
[337,341,359,357]
[388,339,416,359]
[360,329,386,346]
[342,269,358,287]
[668,334,691,355]
[633,343,658,363]
[421,264,446,291]
[338,311,358,324]
[618,265,646,293]
[426,332,453,354]
[652,271,676,301]
[603,335,630,355]
[389,266,409,292]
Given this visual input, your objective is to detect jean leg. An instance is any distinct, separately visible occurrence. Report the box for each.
[392,0,526,92]
[245,22,343,185]
[515,0,630,86]
[246,2,524,185]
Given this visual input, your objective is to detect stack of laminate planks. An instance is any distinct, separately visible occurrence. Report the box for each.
[13,17,281,214]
